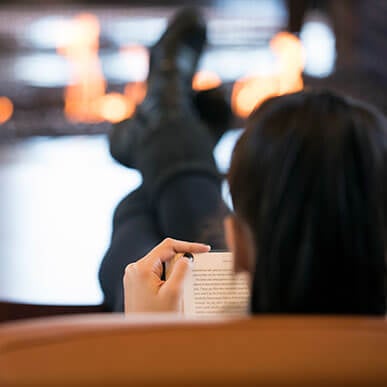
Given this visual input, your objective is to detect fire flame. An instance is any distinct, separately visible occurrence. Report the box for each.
[0,97,13,124]
[97,93,136,124]
[271,32,305,94]
[124,82,147,106]
[232,32,305,118]
[58,13,105,123]
[59,14,140,124]
[192,70,222,91]
[58,16,304,124]
[232,75,279,119]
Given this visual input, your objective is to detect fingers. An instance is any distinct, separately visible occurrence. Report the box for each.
[124,262,136,313]
[164,257,191,291]
[146,238,210,264]
[123,239,210,313]
[160,256,191,309]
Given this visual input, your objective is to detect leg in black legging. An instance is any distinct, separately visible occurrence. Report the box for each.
[99,9,229,311]
[156,174,228,250]
[99,174,228,311]
[99,188,162,311]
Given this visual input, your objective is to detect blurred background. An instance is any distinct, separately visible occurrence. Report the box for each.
[0,0,385,313]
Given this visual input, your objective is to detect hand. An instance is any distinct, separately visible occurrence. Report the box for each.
[124,238,211,313]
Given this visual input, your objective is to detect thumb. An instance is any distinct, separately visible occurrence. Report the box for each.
[163,257,191,295]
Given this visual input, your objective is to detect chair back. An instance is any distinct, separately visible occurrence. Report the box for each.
[1,314,386,386]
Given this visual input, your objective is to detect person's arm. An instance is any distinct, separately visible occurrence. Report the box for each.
[123,238,211,313]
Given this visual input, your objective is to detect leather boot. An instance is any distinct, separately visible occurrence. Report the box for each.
[109,8,222,199]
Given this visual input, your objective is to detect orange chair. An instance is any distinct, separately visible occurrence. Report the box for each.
[1,314,387,386]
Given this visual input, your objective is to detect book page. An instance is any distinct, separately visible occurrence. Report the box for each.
[183,252,250,317]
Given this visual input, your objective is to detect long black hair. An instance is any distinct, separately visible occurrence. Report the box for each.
[228,90,387,314]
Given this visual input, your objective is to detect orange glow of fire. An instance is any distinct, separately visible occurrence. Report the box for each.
[192,70,222,91]
[58,16,148,124]
[124,81,147,106]
[97,93,136,123]
[270,32,305,94]
[232,32,305,118]
[232,75,279,118]
[58,13,106,123]
[0,97,13,124]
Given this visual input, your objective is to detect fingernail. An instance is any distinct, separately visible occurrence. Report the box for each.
[183,252,194,261]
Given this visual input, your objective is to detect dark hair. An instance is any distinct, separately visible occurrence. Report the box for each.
[228,90,387,315]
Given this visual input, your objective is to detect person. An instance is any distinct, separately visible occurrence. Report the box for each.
[99,8,387,315]
[99,8,229,312]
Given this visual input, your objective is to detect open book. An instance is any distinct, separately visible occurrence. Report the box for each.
[167,252,250,317]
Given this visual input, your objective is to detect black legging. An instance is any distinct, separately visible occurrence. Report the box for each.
[98,174,227,312]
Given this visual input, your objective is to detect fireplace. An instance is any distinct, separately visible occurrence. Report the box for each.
[0,0,320,139]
